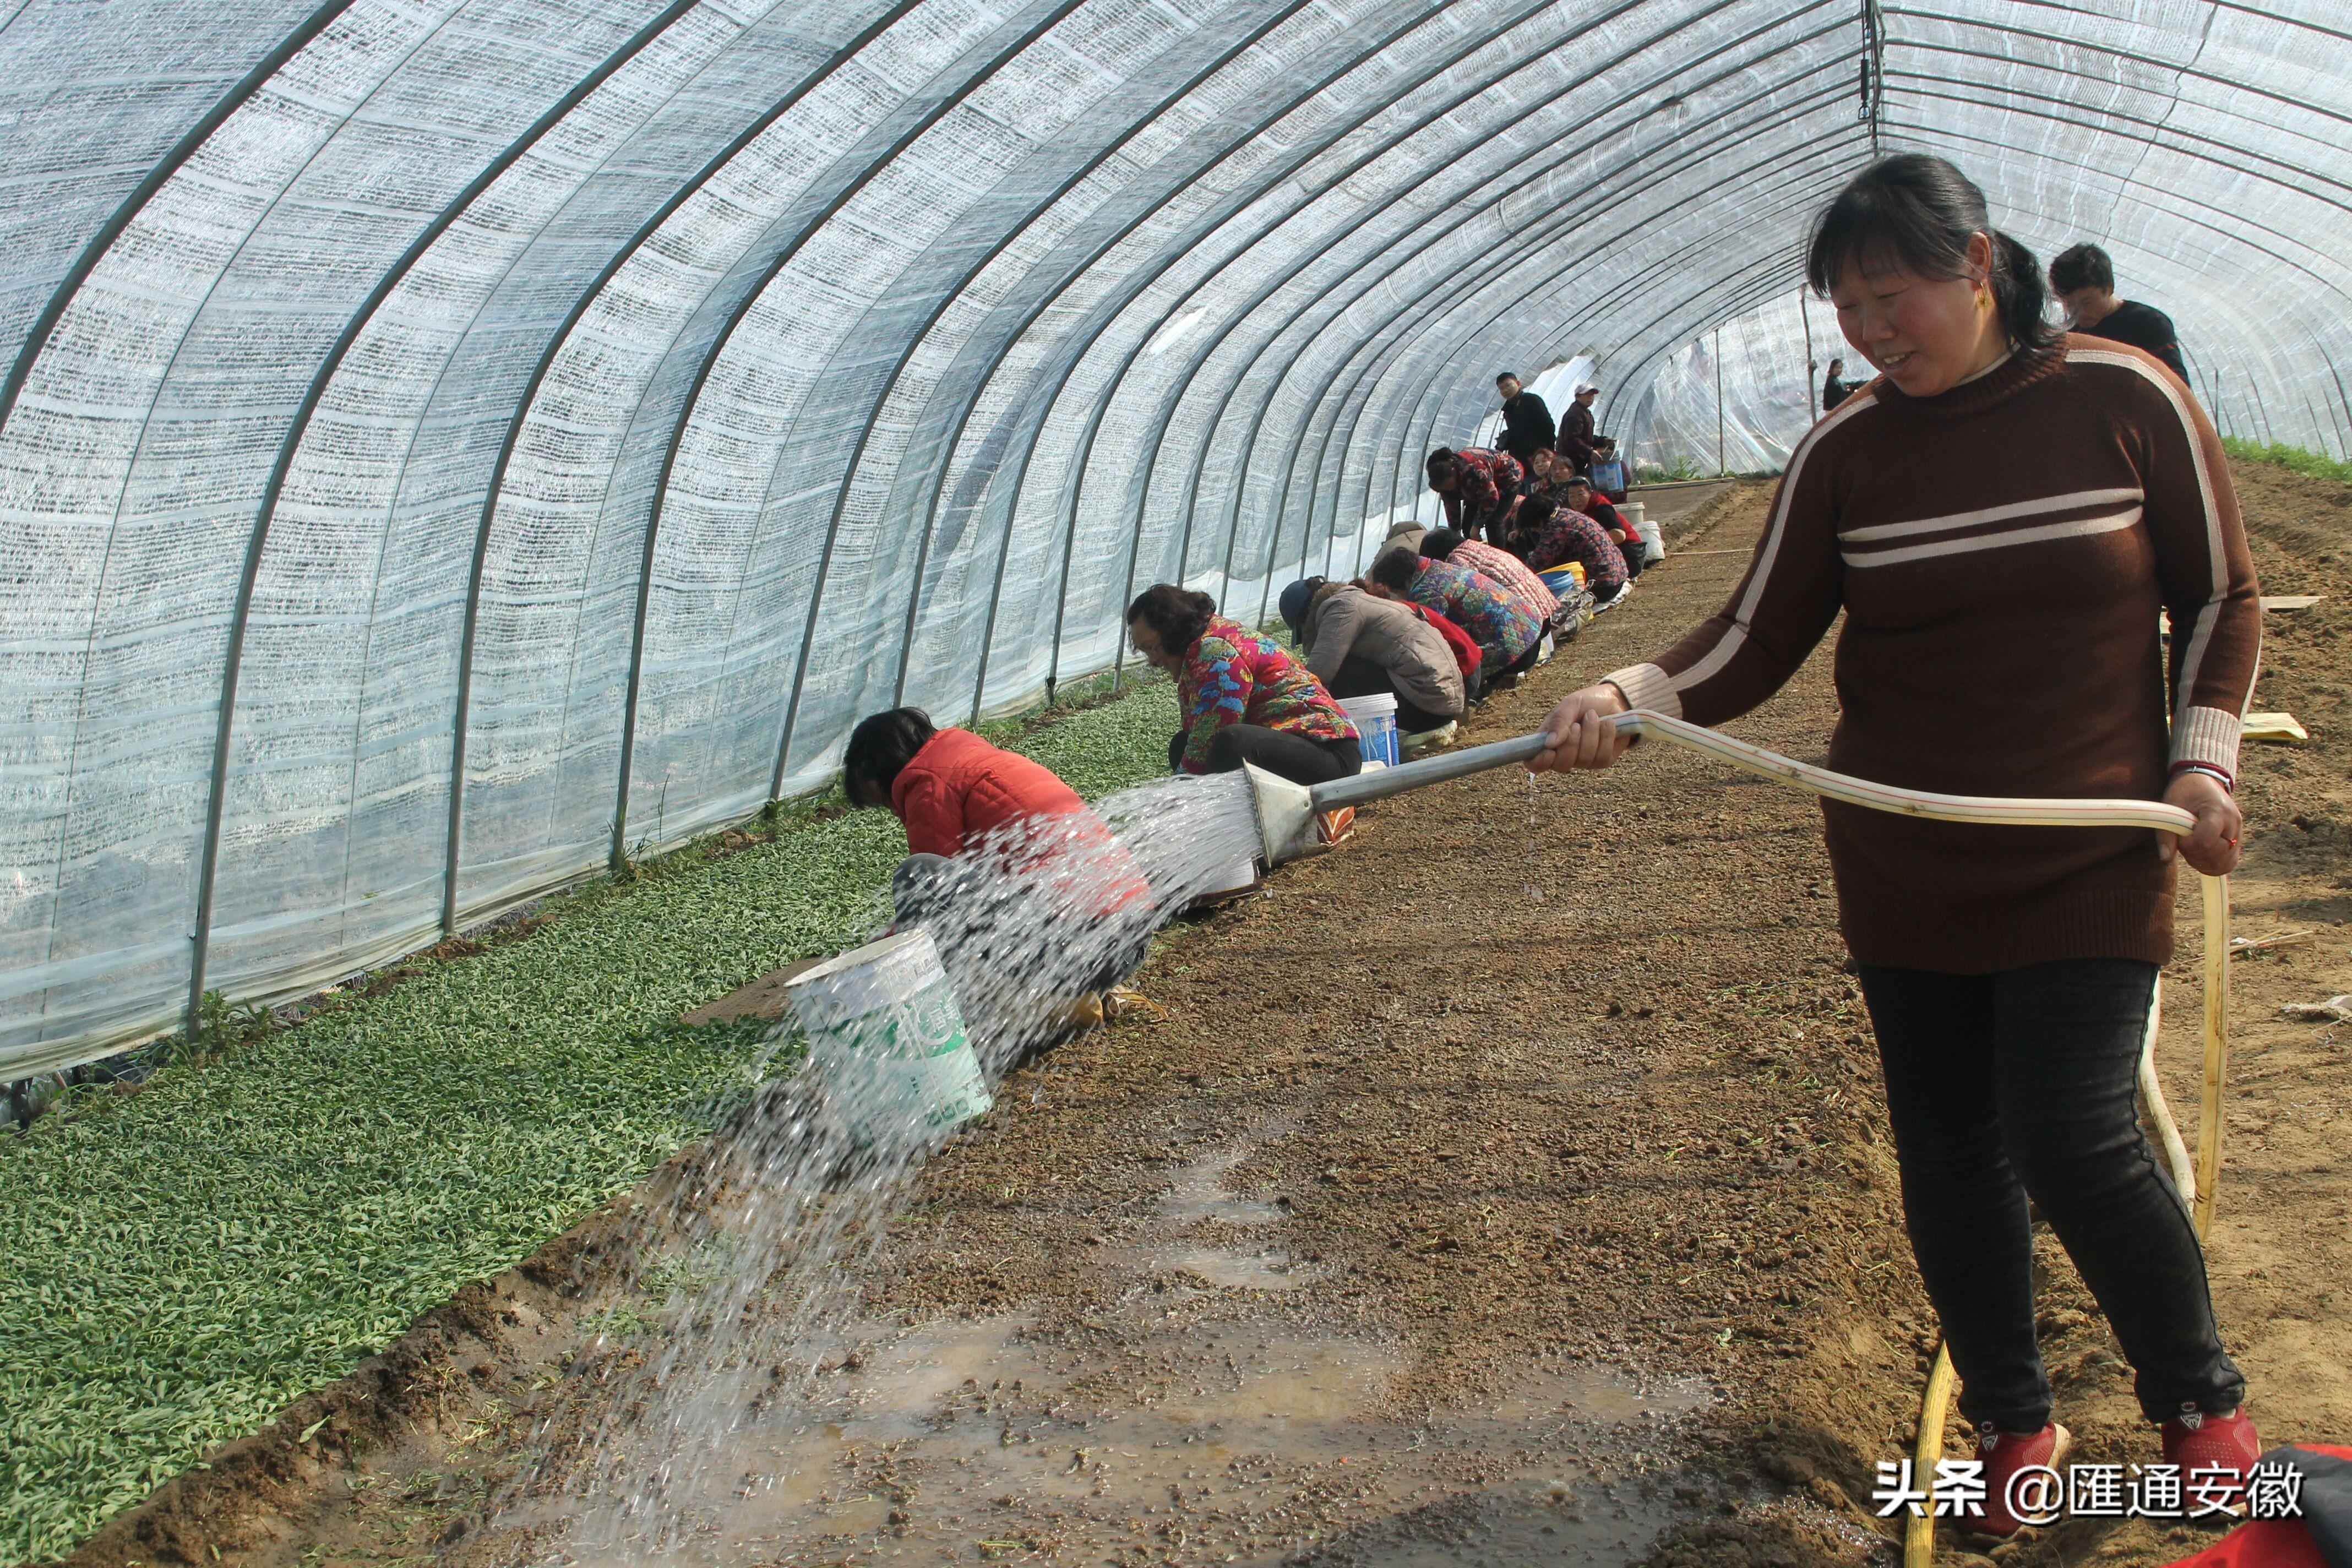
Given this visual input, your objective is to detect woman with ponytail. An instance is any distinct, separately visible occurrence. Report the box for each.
[1531,154,2263,1533]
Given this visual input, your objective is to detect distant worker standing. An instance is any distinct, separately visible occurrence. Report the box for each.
[1556,383,1603,471]
[1492,371,1556,467]
[2049,243,2187,380]
[1821,355,1857,411]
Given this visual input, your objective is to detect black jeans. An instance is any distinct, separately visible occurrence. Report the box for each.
[1168,726,1363,785]
[1328,654,1453,733]
[1858,959,2244,1430]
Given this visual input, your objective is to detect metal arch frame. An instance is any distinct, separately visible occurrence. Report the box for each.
[1052,0,1711,682]
[1336,148,1838,573]
[1394,198,1832,508]
[890,0,1474,728]
[1891,0,2352,137]
[754,0,1318,790]
[1160,14,1855,635]
[1035,0,1595,698]
[1379,159,1845,519]
[441,0,934,932]
[0,0,361,442]
[605,0,1098,862]
[185,0,704,1039]
[1191,67,1854,617]
[875,0,1336,710]
[1191,39,1858,625]
[1243,113,1838,617]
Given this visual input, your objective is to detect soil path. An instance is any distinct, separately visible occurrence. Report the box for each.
[68,466,2352,1568]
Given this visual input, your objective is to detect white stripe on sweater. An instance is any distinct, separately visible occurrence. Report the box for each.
[1842,506,2142,568]
[2066,348,2236,717]
[1667,391,1879,706]
[1840,486,2143,544]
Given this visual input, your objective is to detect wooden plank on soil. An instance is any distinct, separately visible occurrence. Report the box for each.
[682,958,823,1025]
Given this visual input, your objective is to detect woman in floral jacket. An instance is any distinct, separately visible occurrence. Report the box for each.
[1424,445,1523,539]
[1125,585,1362,786]
[1367,547,1544,684]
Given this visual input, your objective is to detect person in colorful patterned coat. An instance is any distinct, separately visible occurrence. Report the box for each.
[1366,547,1544,684]
[1509,494,1628,602]
[1125,584,1362,786]
[1423,445,1523,540]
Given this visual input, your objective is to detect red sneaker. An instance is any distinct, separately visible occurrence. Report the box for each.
[2161,1407,2262,1493]
[1970,1421,2072,1536]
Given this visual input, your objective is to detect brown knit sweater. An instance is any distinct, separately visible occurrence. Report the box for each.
[1607,337,2261,971]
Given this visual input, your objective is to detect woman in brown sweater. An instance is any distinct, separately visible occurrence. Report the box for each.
[1534,156,2262,1533]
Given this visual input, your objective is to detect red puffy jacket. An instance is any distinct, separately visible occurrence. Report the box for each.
[1415,605,1483,678]
[890,728,1086,857]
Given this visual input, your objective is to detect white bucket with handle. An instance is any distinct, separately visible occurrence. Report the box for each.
[787,928,992,1145]
[1624,500,1664,565]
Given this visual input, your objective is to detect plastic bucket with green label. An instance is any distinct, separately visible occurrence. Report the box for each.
[786,928,992,1145]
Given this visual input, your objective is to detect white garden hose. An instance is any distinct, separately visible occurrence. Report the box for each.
[1304,708,2233,1567]
[1592,712,2229,1568]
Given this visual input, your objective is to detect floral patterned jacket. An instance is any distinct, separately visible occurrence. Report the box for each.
[1516,507,1627,597]
[1406,557,1542,662]
[1176,616,1357,774]
[1438,447,1523,535]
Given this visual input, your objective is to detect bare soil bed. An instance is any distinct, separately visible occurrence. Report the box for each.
[55,464,2351,1568]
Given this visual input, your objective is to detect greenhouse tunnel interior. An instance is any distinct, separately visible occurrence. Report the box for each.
[2,0,2348,1077]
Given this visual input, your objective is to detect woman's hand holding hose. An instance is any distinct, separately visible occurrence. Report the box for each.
[1529,682,1636,771]
[2159,770,2242,876]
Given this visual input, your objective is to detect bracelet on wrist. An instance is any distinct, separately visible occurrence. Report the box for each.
[2170,761,2234,794]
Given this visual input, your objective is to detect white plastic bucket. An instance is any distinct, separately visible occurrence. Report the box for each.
[787,928,992,1144]
[1337,692,1400,766]
[1626,502,1664,565]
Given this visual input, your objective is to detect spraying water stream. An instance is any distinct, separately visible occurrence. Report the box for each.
[496,771,1275,1560]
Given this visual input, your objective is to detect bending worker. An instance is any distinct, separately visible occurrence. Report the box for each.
[1125,584,1363,786]
[843,707,1153,1044]
[1277,575,1465,739]
[1366,545,1544,689]
[1533,154,2263,1534]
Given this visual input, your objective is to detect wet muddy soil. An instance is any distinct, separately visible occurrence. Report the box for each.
[55,464,2352,1568]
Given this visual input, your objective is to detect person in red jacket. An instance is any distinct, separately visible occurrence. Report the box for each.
[844,709,1152,1038]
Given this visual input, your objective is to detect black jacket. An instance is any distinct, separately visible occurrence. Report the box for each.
[1558,400,1597,466]
[2079,301,2187,379]
[1497,391,1555,461]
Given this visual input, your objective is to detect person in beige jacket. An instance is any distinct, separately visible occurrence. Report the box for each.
[1278,577,1464,736]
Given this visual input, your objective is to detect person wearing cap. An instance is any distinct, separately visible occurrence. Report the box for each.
[1278,577,1464,738]
[1493,372,1556,467]
[1558,384,1603,471]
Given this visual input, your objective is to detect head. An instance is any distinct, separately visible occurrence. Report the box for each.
[843,707,937,809]
[2047,242,2118,323]
[1425,447,1462,492]
[1366,548,1421,598]
[1494,372,1522,400]
[1559,473,1593,508]
[1125,583,1217,672]
[1574,384,1599,406]
[1807,153,2054,399]
[1527,445,1556,478]
[1515,494,1557,535]
[1827,356,1844,375]
[1277,577,1322,641]
[1420,528,1464,562]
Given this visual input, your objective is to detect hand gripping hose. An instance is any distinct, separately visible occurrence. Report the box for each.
[1300,709,2231,1565]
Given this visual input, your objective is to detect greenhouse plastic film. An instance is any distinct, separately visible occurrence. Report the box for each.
[3,0,2348,1074]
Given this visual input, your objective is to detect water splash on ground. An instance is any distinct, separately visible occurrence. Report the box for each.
[497,771,1268,1559]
